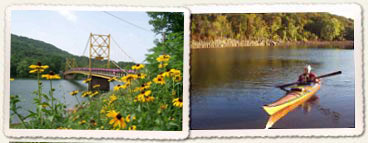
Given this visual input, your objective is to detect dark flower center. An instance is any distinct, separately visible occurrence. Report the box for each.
[49,71,55,75]
[136,64,140,66]
[178,99,182,102]
[37,62,41,66]
[90,119,96,123]
[116,114,122,120]
[158,78,162,81]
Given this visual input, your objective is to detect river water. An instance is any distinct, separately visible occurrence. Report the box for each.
[10,79,118,124]
[190,45,355,129]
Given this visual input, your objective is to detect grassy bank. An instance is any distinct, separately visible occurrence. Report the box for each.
[191,39,353,49]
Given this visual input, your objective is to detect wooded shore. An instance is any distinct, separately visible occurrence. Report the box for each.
[191,39,353,49]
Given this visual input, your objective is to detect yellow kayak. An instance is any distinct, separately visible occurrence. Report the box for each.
[263,82,321,116]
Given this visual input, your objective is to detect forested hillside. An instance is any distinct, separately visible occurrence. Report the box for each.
[11,34,135,78]
[191,13,353,42]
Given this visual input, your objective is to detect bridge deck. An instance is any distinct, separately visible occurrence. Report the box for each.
[64,68,135,79]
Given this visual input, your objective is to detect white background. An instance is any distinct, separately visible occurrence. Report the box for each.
[1,0,368,142]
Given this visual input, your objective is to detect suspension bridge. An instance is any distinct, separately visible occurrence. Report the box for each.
[63,33,136,91]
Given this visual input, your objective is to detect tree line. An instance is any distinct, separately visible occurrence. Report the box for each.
[191,13,353,42]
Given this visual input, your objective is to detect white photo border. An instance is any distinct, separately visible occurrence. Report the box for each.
[3,5,190,140]
[188,3,364,138]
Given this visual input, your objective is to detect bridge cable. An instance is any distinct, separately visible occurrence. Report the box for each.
[102,11,151,32]
[82,37,90,57]
[111,61,123,70]
[111,37,137,63]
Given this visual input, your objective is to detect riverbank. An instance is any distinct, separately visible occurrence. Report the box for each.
[190,39,354,49]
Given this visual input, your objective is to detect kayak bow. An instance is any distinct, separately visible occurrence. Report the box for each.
[263,82,321,116]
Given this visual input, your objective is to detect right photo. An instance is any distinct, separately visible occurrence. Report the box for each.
[190,13,355,129]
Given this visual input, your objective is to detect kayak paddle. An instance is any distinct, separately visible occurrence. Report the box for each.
[276,71,342,88]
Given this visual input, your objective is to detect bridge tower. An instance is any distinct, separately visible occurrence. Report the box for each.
[88,33,111,91]
[64,58,77,79]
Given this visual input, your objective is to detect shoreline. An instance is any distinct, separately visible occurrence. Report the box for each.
[190,39,354,49]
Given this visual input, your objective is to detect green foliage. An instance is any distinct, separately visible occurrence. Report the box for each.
[66,67,183,130]
[145,32,184,75]
[10,59,183,130]
[147,12,184,34]
[145,12,184,75]
[10,75,68,129]
[191,13,354,41]
[320,18,344,40]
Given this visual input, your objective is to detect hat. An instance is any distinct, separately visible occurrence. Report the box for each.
[305,65,312,73]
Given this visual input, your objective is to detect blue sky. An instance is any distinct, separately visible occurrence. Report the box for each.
[11,10,159,63]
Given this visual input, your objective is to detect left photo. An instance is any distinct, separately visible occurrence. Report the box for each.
[6,7,187,136]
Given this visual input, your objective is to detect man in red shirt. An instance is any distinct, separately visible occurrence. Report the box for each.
[298,65,320,85]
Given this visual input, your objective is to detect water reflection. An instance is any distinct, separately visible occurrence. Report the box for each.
[191,46,354,129]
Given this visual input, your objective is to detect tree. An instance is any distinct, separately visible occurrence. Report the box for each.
[146,12,184,73]
[147,12,184,35]
[320,18,343,40]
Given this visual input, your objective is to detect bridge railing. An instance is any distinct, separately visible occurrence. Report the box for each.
[68,68,135,77]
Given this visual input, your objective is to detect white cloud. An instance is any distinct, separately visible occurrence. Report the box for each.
[57,10,77,23]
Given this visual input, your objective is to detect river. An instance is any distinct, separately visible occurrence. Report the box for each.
[190,45,355,129]
[10,79,118,124]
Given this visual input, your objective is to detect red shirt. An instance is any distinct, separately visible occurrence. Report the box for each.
[298,72,318,83]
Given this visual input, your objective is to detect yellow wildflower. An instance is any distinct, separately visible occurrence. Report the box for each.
[129,125,137,130]
[158,62,168,68]
[121,74,138,83]
[114,84,122,91]
[106,110,126,129]
[153,75,165,85]
[137,73,147,79]
[126,114,131,123]
[173,75,182,82]
[29,62,49,74]
[81,91,92,97]
[41,71,61,80]
[145,96,155,102]
[93,84,101,89]
[160,104,168,110]
[172,98,183,108]
[109,94,118,104]
[89,91,99,97]
[139,90,152,97]
[83,78,92,83]
[131,64,144,70]
[69,90,79,96]
[122,83,130,89]
[133,86,144,92]
[78,120,86,125]
[100,109,106,114]
[156,54,170,62]
[10,78,14,81]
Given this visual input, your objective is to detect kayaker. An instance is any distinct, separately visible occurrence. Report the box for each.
[297,65,320,85]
